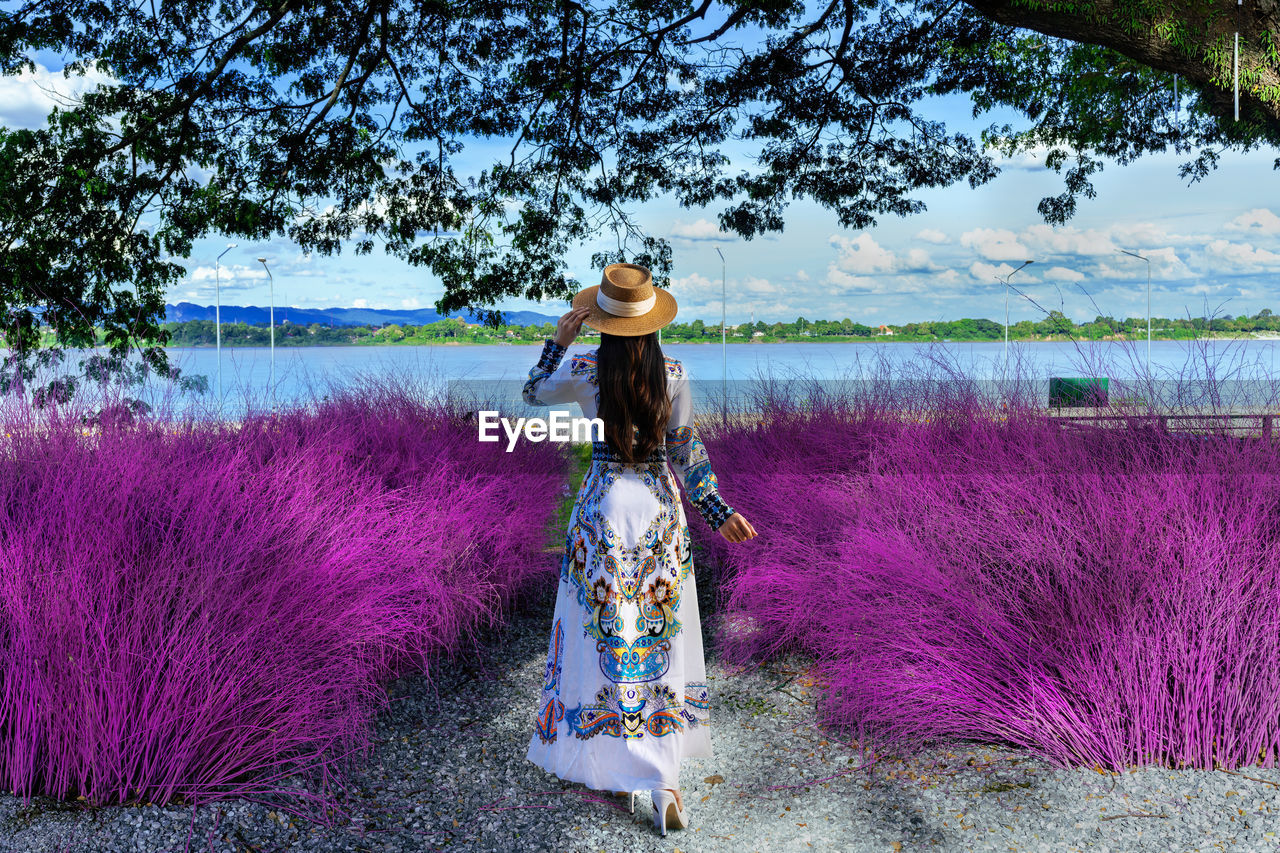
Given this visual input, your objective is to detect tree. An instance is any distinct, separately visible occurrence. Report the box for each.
[3,1,1278,395]
[970,318,1005,340]
[376,322,406,341]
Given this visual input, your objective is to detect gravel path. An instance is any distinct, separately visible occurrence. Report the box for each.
[2,559,1279,852]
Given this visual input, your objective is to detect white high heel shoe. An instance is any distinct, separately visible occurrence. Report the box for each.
[651,789,688,836]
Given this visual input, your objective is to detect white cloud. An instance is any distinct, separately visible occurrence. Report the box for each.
[1042,266,1085,282]
[1226,208,1280,235]
[401,297,422,308]
[1186,282,1228,296]
[969,261,1040,283]
[1144,247,1196,278]
[1021,224,1116,257]
[1108,221,1197,248]
[672,271,776,298]
[825,268,873,292]
[955,222,1204,289]
[1203,239,1280,272]
[825,266,932,294]
[741,275,778,295]
[1094,246,1194,282]
[188,264,268,288]
[0,61,115,129]
[671,272,715,293]
[665,69,696,93]
[915,228,949,244]
[960,228,1032,262]
[184,162,215,185]
[829,233,901,274]
[794,269,810,281]
[352,298,369,308]
[903,248,943,272]
[984,141,1079,172]
[668,218,724,241]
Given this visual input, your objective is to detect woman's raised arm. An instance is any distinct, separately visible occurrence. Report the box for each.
[523,307,592,406]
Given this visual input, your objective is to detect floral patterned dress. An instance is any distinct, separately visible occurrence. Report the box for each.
[522,339,735,792]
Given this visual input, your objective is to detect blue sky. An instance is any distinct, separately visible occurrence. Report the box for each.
[6,44,1280,327]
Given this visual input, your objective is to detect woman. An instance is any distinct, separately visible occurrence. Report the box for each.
[522,262,757,837]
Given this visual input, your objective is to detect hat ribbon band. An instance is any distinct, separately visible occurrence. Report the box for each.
[596,289,656,317]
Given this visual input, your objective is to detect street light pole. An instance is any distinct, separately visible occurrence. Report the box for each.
[215,243,236,411]
[257,257,274,410]
[999,260,1035,371]
[715,246,726,419]
[1119,249,1152,374]
[1234,0,1241,121]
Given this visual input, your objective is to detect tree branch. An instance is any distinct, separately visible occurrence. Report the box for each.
[961,0,1280,133]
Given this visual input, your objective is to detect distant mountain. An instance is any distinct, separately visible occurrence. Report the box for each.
[163,302,559,327]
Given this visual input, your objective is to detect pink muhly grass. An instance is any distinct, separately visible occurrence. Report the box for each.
[0,373,564,815]
[697,349,1280,772]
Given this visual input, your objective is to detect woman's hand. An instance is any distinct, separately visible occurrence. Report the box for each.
[718,512,757,543]
[554,306,592,347]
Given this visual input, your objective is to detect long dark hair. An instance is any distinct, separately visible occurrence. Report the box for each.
[596,331,671,462]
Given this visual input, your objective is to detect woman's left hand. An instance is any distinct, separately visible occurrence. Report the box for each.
[718,512,757,543]
[554,306,593,346]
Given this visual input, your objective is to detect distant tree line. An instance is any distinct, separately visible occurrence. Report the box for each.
[156,318,554,346]
[49,308,1276,347]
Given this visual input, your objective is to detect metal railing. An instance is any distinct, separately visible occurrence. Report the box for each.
[1050,411,1279,441]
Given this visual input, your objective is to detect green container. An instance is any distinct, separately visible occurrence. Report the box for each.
[1048,377,1108,408]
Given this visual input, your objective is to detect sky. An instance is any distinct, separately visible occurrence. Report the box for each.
[6,37,1280,328]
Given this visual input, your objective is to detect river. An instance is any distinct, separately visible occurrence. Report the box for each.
[21,338,1280,417]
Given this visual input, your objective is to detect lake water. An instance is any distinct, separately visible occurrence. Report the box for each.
[29,339,1280,416]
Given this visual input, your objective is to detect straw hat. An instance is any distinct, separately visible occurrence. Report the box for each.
[571,263,677,336]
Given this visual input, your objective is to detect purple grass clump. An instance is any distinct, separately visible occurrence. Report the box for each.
[696,360,1280,772]
[0,375,564,816]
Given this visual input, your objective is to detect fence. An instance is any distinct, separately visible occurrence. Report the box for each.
[1050,411,1279,442]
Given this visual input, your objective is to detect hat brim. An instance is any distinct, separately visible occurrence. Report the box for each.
[571,285,678,336]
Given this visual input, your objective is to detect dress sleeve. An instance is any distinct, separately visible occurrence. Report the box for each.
[664,368,736,531]
[523,339,578,405]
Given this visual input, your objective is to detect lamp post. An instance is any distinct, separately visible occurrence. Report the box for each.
[215,243,236,410]
[658,274,664,345]
[999,260,1035,372]
[257,257,274,410]
[715,246,726,419]
[1119,249,1152,375]
[1234,0,1242,121]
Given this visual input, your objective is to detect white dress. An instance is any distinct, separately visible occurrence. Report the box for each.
[522,340,736,792]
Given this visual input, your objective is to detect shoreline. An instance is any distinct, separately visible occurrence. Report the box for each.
[118,331,1280,349]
